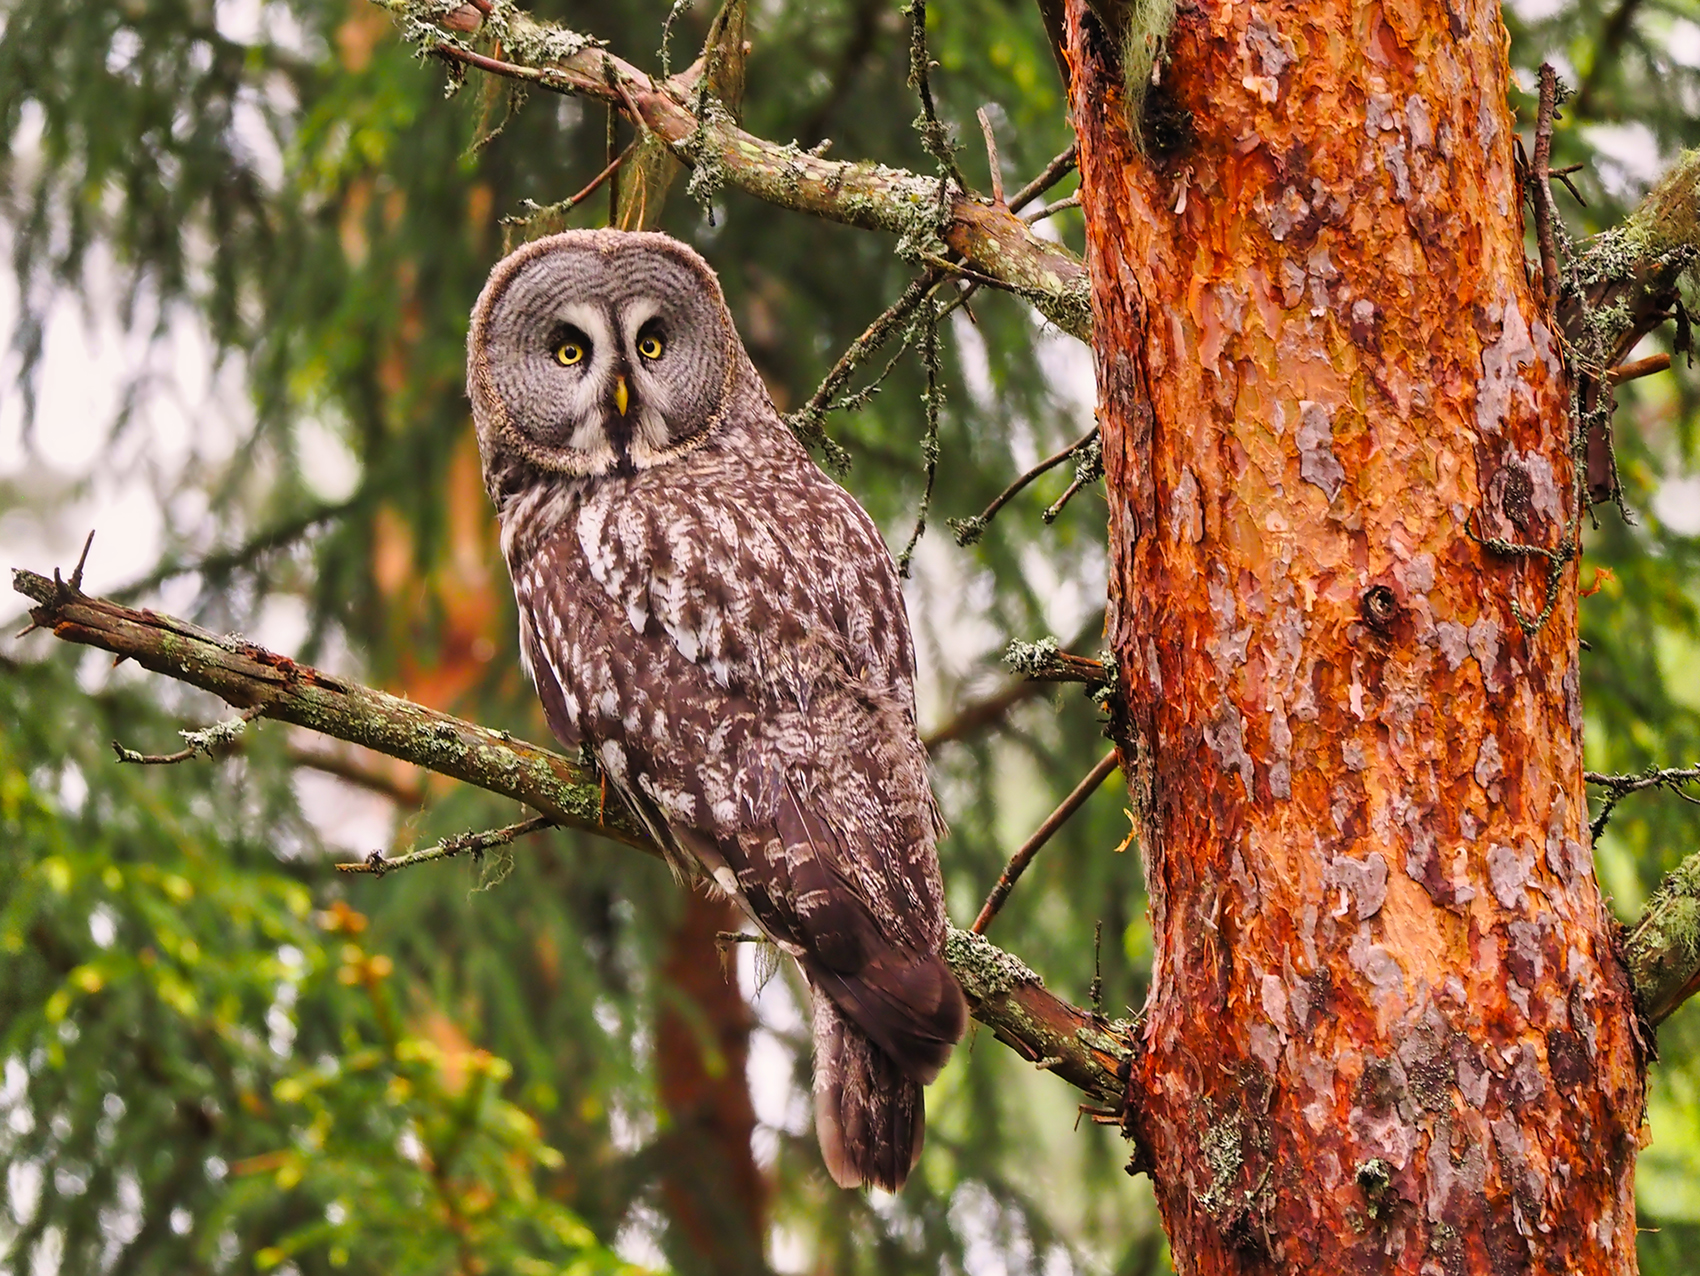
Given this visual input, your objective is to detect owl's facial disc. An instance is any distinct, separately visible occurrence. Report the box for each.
[472,236,734,480]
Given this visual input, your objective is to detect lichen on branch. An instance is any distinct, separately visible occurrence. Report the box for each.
[11,566,1136,1106]
[368,0,1092,340]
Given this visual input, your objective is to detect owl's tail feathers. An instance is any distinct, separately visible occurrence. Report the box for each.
[806,949,967,1190]
[812,993,926,1192]
[806,948,967,1085]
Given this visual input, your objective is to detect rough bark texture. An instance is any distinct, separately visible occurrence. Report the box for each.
[1064,0,1647,1270]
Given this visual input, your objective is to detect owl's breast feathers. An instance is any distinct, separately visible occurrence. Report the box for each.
[505,437,965,1088]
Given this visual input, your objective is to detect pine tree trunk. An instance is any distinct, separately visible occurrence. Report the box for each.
[1064,0,1648,1269]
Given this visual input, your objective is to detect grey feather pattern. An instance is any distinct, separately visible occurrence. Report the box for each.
[469,230,965,1191]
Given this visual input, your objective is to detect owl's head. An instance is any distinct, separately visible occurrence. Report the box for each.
[468,230,742,488]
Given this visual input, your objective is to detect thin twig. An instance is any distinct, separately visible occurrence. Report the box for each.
[1022,194,1080,224]
[952,426,1097,546]
[789,271,940,466]
[1044,433,1104,524]
[1586,764,1700,839]
[972,751,1120,934]
[1007,143,1078,214]
[339,814,556,876]
[898,302,944,578]
[501,137,641,227]
[977,107,1005,205]
[906,0,968,191]
[1531,63,1564,307]
[1607,352,1670,384]
[112,703,266,766]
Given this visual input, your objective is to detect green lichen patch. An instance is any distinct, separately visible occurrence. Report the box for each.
[1197,1113,1245,1216]
[1627,851,1700,1022]
[944,926,1041,1000]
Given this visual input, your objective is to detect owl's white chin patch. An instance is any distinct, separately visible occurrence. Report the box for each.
[628,406,710,470]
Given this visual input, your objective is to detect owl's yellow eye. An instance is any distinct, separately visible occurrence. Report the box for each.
[555,341,585,366]
[637,333,665,360]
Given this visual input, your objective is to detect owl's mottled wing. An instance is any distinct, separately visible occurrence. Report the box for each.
[512,447,956,1077]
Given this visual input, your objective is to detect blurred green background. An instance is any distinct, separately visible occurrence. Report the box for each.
[0,0,1696,1271]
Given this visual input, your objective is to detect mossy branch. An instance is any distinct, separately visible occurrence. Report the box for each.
[370,0,1092,340]
[1560,148,1700,503]
[11,566,1135,1109]
[1623,852,1700,1026]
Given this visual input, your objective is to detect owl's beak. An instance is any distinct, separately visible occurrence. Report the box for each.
[614,375,630,417]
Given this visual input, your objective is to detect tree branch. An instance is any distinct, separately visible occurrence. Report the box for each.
[1623,852,1700,1026]
[1560,150,1700,504]
[922,607,1108,751]
[11,567,1135,1109]
[11,566,648,851]
[377,0,1091,339]
[972,750,1120,934]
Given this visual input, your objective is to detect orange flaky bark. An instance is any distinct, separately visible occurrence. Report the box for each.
[1065,0,1646,1270]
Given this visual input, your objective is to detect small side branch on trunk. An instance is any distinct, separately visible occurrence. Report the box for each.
[952,426,1098,546]
[11,566,1137,1111]
[1559,149,1700,506]
[1607,352,1670,384]
[1004,635,1109,685]
[1586,764,1700,839]
[972,751,1120,934]
[923,608,1108,751]
[1624,851,1700,1025]
[945,926,1133,1105]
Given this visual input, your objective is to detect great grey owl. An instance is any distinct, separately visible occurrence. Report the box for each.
[466,229,966,1191]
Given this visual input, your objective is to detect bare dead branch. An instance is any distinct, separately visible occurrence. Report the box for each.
[1007,143,1078,214]
[1022,194,1080,224]
[1607,352,1671,384]
[977,107,1005,206]
[11,566,1135,1107]
[1587,764,1700,839]
[339,814,556,876]
[1531,64,1564,307]
[972,751,1120,934]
